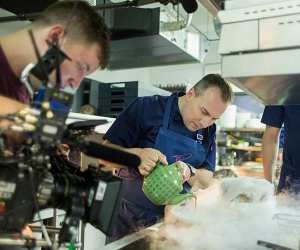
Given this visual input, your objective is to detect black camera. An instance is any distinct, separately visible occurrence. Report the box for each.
[0,142,124,244]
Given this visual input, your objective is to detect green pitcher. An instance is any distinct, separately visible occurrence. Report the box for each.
[142,162,195,206]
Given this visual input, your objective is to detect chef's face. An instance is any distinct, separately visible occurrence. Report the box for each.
[180,87,229,131]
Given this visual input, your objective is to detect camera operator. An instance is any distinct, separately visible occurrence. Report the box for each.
[0,1,110,246]
[0,0,110,117]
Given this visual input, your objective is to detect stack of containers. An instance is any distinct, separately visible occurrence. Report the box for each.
[95,81,138,118]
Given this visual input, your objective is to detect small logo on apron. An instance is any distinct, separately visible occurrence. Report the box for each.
[196,134,204,144]
[173,153,193,162]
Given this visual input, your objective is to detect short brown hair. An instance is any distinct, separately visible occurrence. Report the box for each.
[193,74,233,103]
[33,0,110,69]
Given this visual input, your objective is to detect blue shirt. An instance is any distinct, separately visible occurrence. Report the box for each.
[104,93,216,171]
[261,105,300,176]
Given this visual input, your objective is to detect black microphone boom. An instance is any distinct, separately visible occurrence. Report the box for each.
[81,141,141,168]
[179,0,198,13]
[135,0,198,13]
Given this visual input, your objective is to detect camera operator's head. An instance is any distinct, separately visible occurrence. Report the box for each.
[31,1,110,89]
[0,0,110,92]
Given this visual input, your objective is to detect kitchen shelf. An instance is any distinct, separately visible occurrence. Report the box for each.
[227,145,262,152]
[217,162,264,178]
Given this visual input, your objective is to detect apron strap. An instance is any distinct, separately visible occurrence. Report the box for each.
[204,126,217,165]
[162,95,175,128]
[196,127,212,158]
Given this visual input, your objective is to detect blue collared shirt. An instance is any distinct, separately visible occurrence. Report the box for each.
[104,93,216,171]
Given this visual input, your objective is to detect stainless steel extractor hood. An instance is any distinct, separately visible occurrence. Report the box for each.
[109,33,199,69]
[105,7,199,70]
[218,0,300,105]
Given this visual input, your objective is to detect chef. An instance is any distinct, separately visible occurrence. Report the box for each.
[102,74,232,241]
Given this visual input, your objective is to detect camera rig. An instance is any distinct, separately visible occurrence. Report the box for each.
[0,31,140,247]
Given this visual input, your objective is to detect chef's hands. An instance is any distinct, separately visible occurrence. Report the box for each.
[136,150,192,180]
[98,140,168,176]
[174,161,191,182]
[96,148,167,177]
[137,148,168,176]
[189,168,214,190]
[96,144,192,182]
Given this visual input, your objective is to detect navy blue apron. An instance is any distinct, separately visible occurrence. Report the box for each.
[154,95,206,167]
[108,95,209,241]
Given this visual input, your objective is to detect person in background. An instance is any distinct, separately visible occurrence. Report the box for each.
[262,106,300,194]
[101,74,233,241]
[270,127,284,192]
[0,0,110,117]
